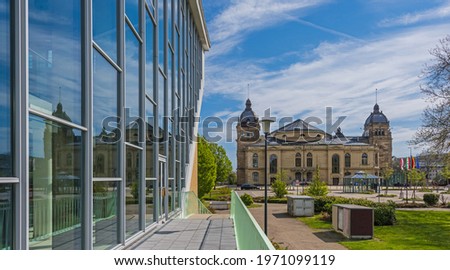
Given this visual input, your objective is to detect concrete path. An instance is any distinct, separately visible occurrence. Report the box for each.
[248,203,347,250]
[129,215,237,250]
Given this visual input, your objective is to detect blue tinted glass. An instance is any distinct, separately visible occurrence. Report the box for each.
[93,181,119,249]
[168,52,172,118]
[146,15,155,99]
[167,0,172,45]
[0,184,13,250]
[29,0,82,125]
[93,0,117,62]
[158,72,165,130]
[125,0,139,31]
[93,51,119,178]
[29,115,83,250]
[158,0,165,69]
[0,0,12,177]
[125,25,140,145]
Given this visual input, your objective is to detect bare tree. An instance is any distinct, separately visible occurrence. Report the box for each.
[414,35,450,153]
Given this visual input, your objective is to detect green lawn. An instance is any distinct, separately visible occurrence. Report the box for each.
[299,210,450,250]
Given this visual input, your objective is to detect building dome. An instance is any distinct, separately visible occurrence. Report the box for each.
[364,103,389,126]
[239,99,259,127]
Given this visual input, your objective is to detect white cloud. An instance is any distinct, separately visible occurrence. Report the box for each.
[204,23,450,158]
[379,1,450,27]
[208,0,329,57]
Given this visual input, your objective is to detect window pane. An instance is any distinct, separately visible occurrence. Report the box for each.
[0,0,12,177]
[93,0,117,62]
[125,0,139,30]
[126,147,140,238]
[29,0,82,125]
[146,101,155,179]
[145,179,156,225]
[29,115,82,250]
[0,184,13,250]
[146,15,155,99]
[125,25,140,146]
[158,0,165,69]
[93,181,119,249]
[158,72,166,155]
[93,51,119,177]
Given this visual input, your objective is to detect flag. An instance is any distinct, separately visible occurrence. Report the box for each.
[406,157,410,170]
[411,156,416,169]
[400,158,404,170]
[416,156,420,169]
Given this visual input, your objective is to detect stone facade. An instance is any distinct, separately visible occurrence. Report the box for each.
[236,100,393,186]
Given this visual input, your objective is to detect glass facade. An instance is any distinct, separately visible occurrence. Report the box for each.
[1,0,208,250]
[0,0,12,177]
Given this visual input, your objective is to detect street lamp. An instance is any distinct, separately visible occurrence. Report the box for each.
[261,114,274,235]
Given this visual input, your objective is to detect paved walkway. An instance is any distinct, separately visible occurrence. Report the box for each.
[129,214,237,250]
[248,203,347,250]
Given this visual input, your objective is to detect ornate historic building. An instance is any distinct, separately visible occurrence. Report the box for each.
[236,99,392,185]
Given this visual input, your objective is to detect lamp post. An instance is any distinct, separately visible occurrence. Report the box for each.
[261,114,274,235]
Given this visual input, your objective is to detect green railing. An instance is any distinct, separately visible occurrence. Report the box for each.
[180,191,211,218]
[230,191,275,250]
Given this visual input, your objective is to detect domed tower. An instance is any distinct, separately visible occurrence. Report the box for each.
[236,99,260,184]
[363,103,393,169]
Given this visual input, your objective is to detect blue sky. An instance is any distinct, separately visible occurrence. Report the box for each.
[199,0,450,169]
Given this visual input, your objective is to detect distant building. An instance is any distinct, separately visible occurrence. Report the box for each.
[236,99,393,185]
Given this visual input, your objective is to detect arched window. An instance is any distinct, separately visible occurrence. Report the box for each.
[270,154,277,174]
[252,172,259,182]
[362,153,368,165]
[332,154,340,173]
[345,153,351,168]
[375,153,379,167]
[295,153,302,167]
[295,172,302,181]
[252,153,258,168]
[66,153,72,166]
[307,153,313,167]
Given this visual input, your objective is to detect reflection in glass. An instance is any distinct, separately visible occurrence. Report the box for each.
[158,0,165,69]
[0,0,12,177]
[145,180,156,225]
[93,0,117,62]
[146,99,155,178]
[0,184,13,250]
[125,25,140,146]
[29,115,82,250]
[158,72,165,156]
[146,14,155,99]
[126,147,140,238]
[125,0,139,30]
[93,181,119,249]
[93,51,119,178]
[29,0,82,125]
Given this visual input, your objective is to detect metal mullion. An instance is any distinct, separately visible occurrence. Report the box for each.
[163,0,169,220]
[93,41,123,72]
[93,177,123,182]
[125,16,143,43]
[152,0,160,224]
[118,0,126,245]
[82,0,93,250]
[15,0,28,250]
[29,108,88,131]
[139,0,147,232]
[0,178,20,184]
[125,142,144,151]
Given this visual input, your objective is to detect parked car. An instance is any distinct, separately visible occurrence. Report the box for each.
[240,183,259,190]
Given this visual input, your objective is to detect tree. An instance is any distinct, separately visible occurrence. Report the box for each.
[198,136,216,198]
[227,171,237,185]
[414,35,450,153]
[408,168,426,203]
[381,165,394,196]
[208,143,232,188]
[306,165,328,196]
[271,170,288,198]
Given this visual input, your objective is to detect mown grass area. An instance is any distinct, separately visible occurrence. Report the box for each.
[202,187,232,201]
[299,210,450,250]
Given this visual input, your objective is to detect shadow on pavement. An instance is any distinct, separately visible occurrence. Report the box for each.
[313,230,347,243]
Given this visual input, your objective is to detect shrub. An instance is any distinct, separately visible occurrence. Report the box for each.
[374,203,396,226]
[306,180,328,196]
[268,197,287,204]
[423,193,439,206]
[240,193,253,206]
[271,179,288,198]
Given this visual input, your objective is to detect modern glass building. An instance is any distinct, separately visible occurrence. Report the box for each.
[0,0,210,250]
